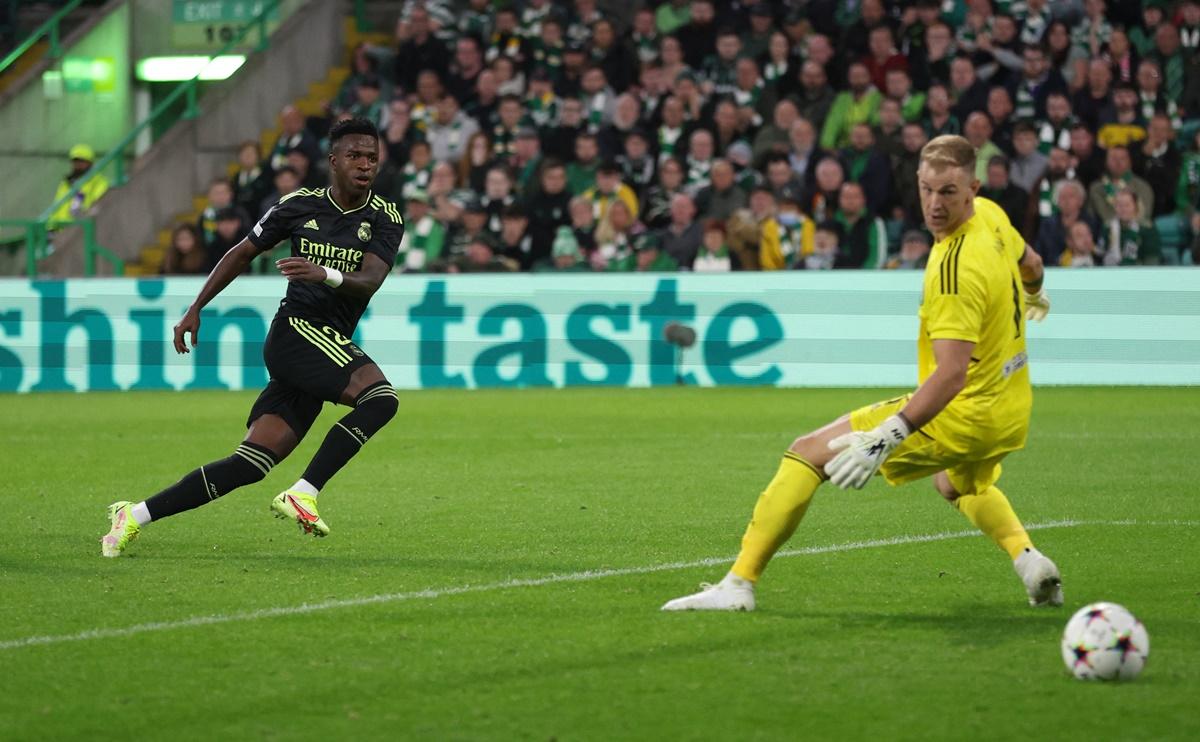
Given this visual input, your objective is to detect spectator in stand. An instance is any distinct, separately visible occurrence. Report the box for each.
[411,69,446,131]
[592,18,636,94]
[1101,189,1161,265]
[396,188,445,273]
[286,145,320,189]
[1036,179,1100,265]
[511,127,543,197]
[643,157,686,229]
[878,98,909,159]
[726,187,783,270]
[764,153,805,205]
[569,195,598,258]
[884,229,932,270]
[448,34,486,106]
[458,132,494,193]
[599,93,643,160]
[468,69,501,129]
[1131,2,1166,57]
[427,94,479,164]
[986,86,1016,156]
[1070,123,1106,190]
[1036,91,1075,155]
[524,159,572,262]
[543,96,585,162]
[580,66,618,131]
[197,179,246,245]
[840,0,888,62]
[382,98,418,162]
[259,166,300,220]
[683,129,716,192]
[801,156,846,225]
[493,55,525,98]
[162,224,208,275]
[610,231,679,272]
[677,0,717,70]
[617,129,656,200]
[1009,41,1067,121]
[949,55,989,122]
[1097,81,1147,150]
[660,192,702,269]
[1136,59,1180,130]
[839,123,891,216]
[893,122,928,226]
[1062,219,1104,267]
[752,98,799,170]
[863,25,907,92]
[797,220,840,271]
[833,182,888,269]
[630,7,660,67]
[523,67,559,130]
[796,61,835,135]
[232,141,269,220]
[1105,26,1138,86]
[922,83,960,139]
[533,226,590,272]
[345,74,385,129]
[1132,113,1181,219]
[1025,146,1074,240]
[1045,20,1089,91]
[762,31,798,101]
[820,61,881,150]
[394,5,449,93]
[584,161,639,224]
[693,219,732,272]
[1089,146,1154,223]
[1074,58,1114,132]
[447,235,519,273]
[268,105,320,174]
[1009,121,1049,196]
[593,198,642,270]
[496,204,535,269]
[567,132,601,195]
[980,155,1029,231]
[694,159,747,222]
[482,165,516,236]
[912,19,954,91]
[787,117,826,193]
[490,94,525,164]
[1150,21,1185,104]
[204,207,246,269]
[963,112,1003,183]
[443,194,493,262]
[883,68,924,124]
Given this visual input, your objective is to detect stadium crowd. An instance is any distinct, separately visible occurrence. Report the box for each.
[163,0,1200,274]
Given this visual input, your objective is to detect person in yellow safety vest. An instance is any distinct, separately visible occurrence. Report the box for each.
[50,144,109,226]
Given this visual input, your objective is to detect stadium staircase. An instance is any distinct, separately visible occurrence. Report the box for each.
[124,16,390,276]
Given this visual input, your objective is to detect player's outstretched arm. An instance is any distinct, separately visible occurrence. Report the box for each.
[275,252,390,300]
[825,338,973,489]
[1020,244,1050,322]
[173,238,260,354]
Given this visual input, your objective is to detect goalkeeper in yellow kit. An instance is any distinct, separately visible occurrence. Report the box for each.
[663,135,1062,611]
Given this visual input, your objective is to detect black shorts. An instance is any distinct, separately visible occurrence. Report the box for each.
[246,315,375,439]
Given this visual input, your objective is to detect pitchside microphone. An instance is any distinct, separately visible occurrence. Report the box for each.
[663,322,696,385]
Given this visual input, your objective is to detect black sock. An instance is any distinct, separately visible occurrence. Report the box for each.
[301,383,398,489]
[144,441,279,520]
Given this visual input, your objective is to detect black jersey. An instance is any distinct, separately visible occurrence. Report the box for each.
[248,187,404,335]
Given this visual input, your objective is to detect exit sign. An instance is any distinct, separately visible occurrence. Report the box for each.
[171,0,279,50]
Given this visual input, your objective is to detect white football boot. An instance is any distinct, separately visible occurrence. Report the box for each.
[661,573,756,611]
[1013,547,1063,607]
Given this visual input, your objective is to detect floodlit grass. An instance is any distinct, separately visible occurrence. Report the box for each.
[1,387,1197,740]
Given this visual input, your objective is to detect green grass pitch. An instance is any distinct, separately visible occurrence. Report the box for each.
[1,387,1198,740]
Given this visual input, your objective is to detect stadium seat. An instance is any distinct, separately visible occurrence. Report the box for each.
[1155,214,1185,266]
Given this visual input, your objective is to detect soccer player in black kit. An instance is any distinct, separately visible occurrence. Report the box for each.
[102,119,404,556]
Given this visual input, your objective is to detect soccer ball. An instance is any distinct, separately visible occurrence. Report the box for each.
[1061,602,1150,681]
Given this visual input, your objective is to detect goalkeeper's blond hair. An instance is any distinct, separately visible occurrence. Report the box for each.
[920,135,977,174]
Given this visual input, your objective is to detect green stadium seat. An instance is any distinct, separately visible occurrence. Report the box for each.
[1155,214,1185,265]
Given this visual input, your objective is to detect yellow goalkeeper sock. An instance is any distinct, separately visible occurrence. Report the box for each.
[730,453,825,582]
[954,485,1034,559]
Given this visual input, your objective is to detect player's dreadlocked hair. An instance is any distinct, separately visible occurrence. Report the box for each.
[328,117,379,148]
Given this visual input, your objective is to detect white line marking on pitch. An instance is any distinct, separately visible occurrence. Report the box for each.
[1,519,1194,652]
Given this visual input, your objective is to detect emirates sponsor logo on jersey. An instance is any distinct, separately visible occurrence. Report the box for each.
[299,237,364,272]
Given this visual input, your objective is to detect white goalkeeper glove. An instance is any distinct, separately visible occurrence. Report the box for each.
[824,414,912,490]
[1025,288,1050,322]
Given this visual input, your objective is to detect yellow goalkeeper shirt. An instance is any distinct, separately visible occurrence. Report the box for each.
[917,197,1033,456]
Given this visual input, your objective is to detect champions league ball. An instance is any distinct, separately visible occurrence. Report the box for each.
[1061,602,1149,681]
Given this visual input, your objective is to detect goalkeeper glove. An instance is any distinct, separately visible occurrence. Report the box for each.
[824,415,912,490]
[1025,288,1050,322]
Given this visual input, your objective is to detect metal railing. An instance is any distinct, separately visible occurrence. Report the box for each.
[0,218,124,276]
[14,0,280,278]
[0,0,85,77]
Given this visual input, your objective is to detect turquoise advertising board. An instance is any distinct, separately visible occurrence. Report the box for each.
[0,270,1196,393]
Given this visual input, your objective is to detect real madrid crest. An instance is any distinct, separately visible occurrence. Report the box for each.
[358,221,372,242]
